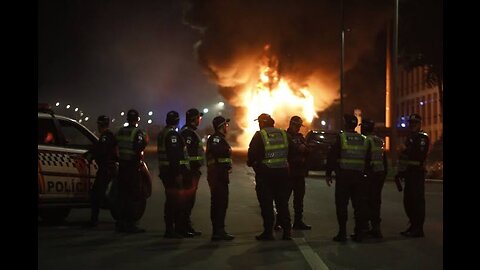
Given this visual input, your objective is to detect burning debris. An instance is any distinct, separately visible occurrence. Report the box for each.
[183,0,391,148]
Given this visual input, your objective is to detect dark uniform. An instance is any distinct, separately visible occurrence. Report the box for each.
[283,116,311,230]
[397,114,429,238]
[362,119,388,238]
[247,113,292,240]
[326,114,368,242]
[206,116,234,241]
[116,109,147,233]
[158,111,192,238]
[180,108,205,235]
[86,116,118,226]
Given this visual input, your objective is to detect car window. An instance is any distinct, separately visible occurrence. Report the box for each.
[57,119,96,149]
[38,118,59,146]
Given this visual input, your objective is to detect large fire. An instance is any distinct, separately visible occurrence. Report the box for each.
[236,45,317,148]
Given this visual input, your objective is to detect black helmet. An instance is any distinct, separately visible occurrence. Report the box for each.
[408,113,421,123]
[186,108,204,121]
[360,119,374,133]
[289,115,304,127]
[343,114,358,129]
[127,109,139,122]
[212,116,230,130]
[166,110,180,125]
[97,115,110,127]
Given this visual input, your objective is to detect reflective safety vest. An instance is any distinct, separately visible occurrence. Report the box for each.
[180,126,205,165]
[338,132,368,172]
[397,131,428,172]
[260,127,288,168]
[366,135,385,172]
[157,127,190,168]
[116,126,140,161]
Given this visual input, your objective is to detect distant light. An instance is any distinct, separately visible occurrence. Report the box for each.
[218,102,225,107]
[55,102,60,107]
[138,117,141,121]
[401,123,406,128]
[420,101,424,106]
[112,118,115,122]
[147,119,152,124]
[121,111,125,116]
[123,122,129,127]
[203,108,209,113]
[321,120,326,126]
[84,117,89,121]
[175,127,179,132]
[74,107,78,112]
[148,111,153,116]
[78,119,82,123]
[320,135,325,139]
[80,112,84,116]
[401,116,405,120]
[66,104,71,109]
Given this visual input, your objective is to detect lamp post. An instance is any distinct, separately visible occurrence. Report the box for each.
[340,0,345,129]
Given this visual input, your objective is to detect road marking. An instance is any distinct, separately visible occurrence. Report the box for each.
[293,237,330,270]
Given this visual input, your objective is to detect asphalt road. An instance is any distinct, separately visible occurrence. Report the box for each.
[38,151,443,270]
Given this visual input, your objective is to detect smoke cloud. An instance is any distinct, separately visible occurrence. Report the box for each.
[183,0,391,112]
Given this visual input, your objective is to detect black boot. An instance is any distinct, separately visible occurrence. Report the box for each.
[293,220,312,230]
[255,231,275,241]
[212,230,235,241]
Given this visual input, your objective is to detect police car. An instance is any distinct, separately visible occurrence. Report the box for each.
[38,104,98,222]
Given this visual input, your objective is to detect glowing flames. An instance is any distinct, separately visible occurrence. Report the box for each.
[237,48,317,148]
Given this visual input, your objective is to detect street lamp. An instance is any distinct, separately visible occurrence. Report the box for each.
[75,107,79,112]
[84,117,89,121]
[121,111,125,116]
[148,111,153,116]
[147,119,152,124]
[218,101,225,108]
[321,120,326,126]
[66,104,71,109]
[55,102,60,107]
[203,108,209,114]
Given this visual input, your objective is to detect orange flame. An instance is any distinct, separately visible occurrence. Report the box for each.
[237,46,317,148]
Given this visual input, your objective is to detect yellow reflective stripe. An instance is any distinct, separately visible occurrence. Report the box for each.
[265,144,287,150]
[189,156,204,161]
[399,160,421,165]
[338,159,365,164]
[262,157,287,164]
[207,158,232,165]
[217,158,232,163]
[260,129,269,145]
[159,160,189,166]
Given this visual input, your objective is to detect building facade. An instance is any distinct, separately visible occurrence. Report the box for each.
[397,65,443,145]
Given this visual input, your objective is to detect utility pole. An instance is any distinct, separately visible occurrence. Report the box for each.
[391,0,399,162]
[340,0,345,130]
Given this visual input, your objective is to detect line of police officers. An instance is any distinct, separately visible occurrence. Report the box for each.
[85,108,429,242]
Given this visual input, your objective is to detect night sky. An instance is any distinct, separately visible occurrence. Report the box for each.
[38,0,392,130]
[38,0,223,128]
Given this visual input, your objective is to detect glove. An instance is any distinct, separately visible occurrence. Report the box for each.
[325,175,333,187]
[394,174,403,192]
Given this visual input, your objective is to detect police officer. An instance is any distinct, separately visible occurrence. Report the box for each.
[361,119,388,238]
[396,113,429,238]
[115,109,147,233]
[158,111,193,238]
[247,113,292,240]
[281,116,311,230]
[180,108,205,236]
[206,116,235,241]
[326,114,368,242]
[85,115,118,227]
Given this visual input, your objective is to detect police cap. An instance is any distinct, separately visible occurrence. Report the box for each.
[343,114,358,129]
[408,113,422,123]
[255,113,272,123]
[186,108,204,120]
[360,118,374,132]
[212,116,230,130]
[127,109,139,122]
[166,110,180,125]
[97,115,110,126]
[289,115,304,127]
